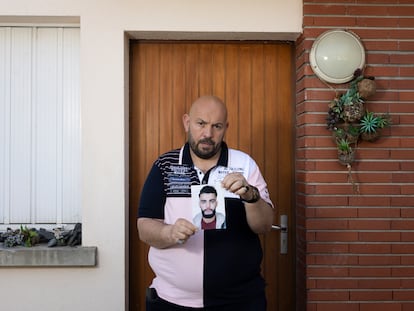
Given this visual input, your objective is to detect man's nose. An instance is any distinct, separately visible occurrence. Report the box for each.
[202,126,213,138]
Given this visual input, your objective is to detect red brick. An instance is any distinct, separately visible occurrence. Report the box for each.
[307,243,349,254]
[307,219,348,230]
[314,207,358,218]
[307,266,349,277]
[360,304,402,311]
[358,255,401,266]
[392,244,414,254]
[304,196,349,207]
[358,208,401,218]
[401,256,414,265]
[392,267,414,277]
[350,267,391,277]
[350,290,392,301]
[316,278,358,289]
[359,231,401,242]
[312,254,358,265]
[307,290,349,301]
[316,303,359,311]
[391,196,414,207]
[401,279,414,287]
[401,232,414,242]
[403,303,414,311]
[349,219,391,230]
[391,219,414,230]
[357,17,399,27]
[394,290,414,301]
[350,243,391,254]
[358,279,401,289]
[349,196,392,206]
[316,231,359,242]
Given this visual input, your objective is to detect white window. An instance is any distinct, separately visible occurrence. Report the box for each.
[0,26,81,229]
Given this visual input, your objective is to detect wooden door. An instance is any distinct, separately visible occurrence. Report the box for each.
[129,41,295,311]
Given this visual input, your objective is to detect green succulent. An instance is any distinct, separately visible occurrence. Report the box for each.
[359,111,390,134]
[347,124,360,137]
[337,138,352,153]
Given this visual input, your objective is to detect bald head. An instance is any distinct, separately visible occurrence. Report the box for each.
[183,95,228,160]
[189,95,228,122]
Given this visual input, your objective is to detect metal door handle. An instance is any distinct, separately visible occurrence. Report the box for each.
[271,215,288,254]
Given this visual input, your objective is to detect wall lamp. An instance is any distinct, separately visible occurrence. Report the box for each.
[309,29,366,84]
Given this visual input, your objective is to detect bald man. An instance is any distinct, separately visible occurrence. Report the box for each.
[138,95,274,311]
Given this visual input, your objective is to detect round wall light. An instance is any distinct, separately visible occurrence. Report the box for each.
[309,29,366,84]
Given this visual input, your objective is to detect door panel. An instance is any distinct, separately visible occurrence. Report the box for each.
[129,41,295,311]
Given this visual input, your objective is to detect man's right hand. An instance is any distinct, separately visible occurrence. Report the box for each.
[137,217,197,249]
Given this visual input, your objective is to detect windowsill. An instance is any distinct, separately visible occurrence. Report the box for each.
[0,244,97,267]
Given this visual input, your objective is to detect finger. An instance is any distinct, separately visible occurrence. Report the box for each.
[178,220,198,233]
[235,185,249,196]
[230,179,248,194]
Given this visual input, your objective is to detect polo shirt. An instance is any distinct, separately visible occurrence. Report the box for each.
[138,142,273,308]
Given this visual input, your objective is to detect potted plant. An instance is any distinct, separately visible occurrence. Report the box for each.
[359,111,391,142]
[333,123,360,144]
[337,138,355,166]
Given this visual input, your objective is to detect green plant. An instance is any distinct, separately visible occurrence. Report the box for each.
[20,225,39,247]
[337,138,352,153]
[359,111,390,133]
[348,124,360,137]
[336,138,355,166]
[359,111,378,134]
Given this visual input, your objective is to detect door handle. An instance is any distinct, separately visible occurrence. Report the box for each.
[271,215,288,255]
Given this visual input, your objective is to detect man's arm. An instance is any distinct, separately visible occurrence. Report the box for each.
[137,217,198,249]
[242,190,274,234]
[221,173,274,234]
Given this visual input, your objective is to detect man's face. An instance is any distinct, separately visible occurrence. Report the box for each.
[183,98,228,160]
[199,193,218,219]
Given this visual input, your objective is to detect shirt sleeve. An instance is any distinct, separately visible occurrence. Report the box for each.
[246,157,274,208]
[137,163,166,219]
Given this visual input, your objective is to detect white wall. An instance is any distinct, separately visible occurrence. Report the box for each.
[0,1,302,310]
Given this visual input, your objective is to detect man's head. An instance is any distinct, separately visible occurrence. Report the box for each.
[198,185,218,220]
[183,95,228,160]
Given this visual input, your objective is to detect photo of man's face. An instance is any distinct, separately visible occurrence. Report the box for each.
[199,186,218,221]
[191,183,226,230]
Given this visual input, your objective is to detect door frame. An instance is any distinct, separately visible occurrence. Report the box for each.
[126,34,297,311]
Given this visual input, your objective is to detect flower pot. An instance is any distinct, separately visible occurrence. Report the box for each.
[333,123,360,144]
[338,151,355,166]
[358,78,376,99]
[361,130,381,142]
[342,102,364,123]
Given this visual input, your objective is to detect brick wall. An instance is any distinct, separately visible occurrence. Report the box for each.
[296,1,414,310]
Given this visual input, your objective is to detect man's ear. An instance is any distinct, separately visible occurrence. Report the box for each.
[182,114,190,132]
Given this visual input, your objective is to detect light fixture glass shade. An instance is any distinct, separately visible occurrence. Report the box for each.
[309,29,365,84]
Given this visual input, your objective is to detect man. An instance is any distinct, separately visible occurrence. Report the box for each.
[193,185,226,230]
[137,95,274,311]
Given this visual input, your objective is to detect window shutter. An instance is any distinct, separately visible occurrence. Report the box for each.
[0,26,81,227]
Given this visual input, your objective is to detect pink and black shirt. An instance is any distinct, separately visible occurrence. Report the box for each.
[138,142,273,308]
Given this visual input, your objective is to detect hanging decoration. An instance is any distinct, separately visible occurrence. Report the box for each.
[326,69,391,191]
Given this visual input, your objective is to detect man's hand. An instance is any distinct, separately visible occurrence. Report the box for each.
[221,172,256,202]
[169,218,198,244]
[137,217,198,249]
